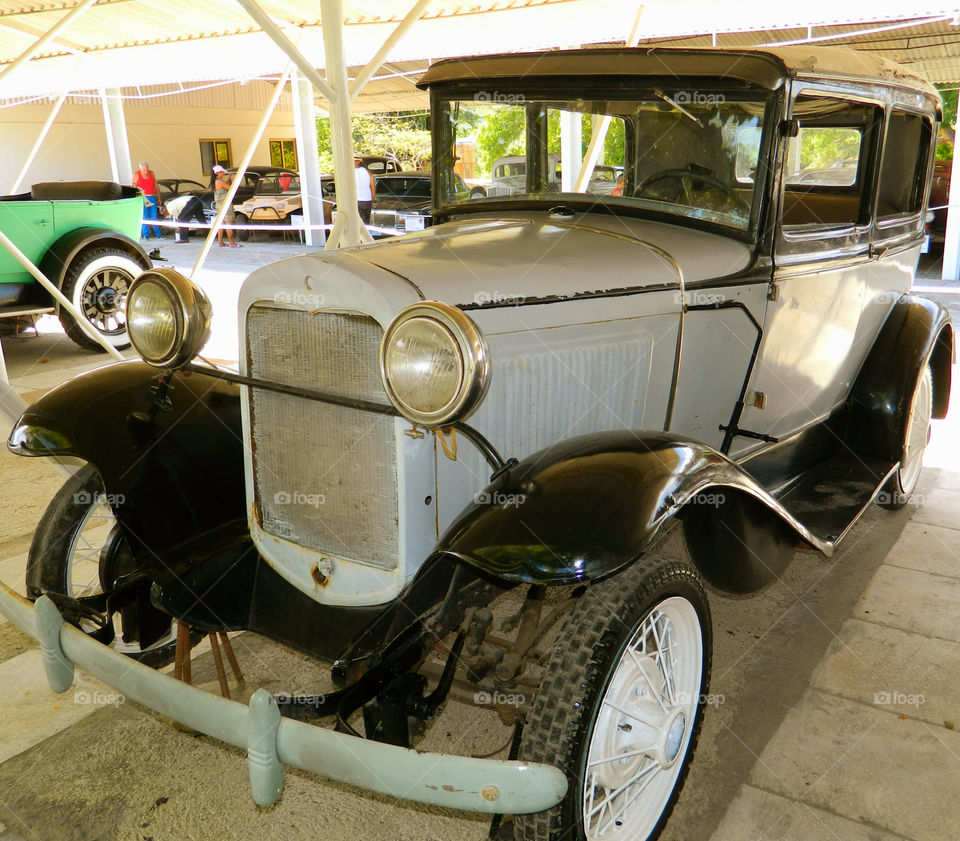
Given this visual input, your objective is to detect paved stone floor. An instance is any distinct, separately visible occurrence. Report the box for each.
[0,241,957,841]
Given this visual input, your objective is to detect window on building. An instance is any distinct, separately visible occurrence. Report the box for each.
[200,139,233,175]
[269,139,298,170]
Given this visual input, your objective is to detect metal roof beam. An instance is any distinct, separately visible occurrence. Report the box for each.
[234,0,337,102]
[348,0,432,101]
[0,0,96,85]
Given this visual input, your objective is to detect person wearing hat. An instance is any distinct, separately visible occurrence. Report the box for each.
[133,160,163,239]
[210,164,239,247]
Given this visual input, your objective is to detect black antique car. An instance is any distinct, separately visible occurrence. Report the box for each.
[0,47,954,841]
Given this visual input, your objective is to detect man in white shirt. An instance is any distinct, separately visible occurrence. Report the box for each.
[164,194,207,243]
[354,157,376,224]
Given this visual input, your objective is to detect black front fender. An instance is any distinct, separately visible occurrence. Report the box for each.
[8,362,245,563]
[436,431,820,591]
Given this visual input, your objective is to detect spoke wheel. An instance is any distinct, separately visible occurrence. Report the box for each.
[514,556,711,841]
[878,364,933,510]
[27,464,178,667]
[59,247,144,351]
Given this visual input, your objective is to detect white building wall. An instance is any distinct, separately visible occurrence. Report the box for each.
[0,80,298,191]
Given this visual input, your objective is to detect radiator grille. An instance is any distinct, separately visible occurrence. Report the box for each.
[246,306,399,571]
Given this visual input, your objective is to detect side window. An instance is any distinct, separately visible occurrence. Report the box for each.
[269,139,298,170]
[877,110,931,218]
[781,96,880,228]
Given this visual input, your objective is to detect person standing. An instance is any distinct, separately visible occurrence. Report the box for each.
[354,157,375,224]
[133,161,163,239]
[211,164,239,247]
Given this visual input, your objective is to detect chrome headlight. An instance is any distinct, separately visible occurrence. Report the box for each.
[379,301,490,427]
[127,268,211,368]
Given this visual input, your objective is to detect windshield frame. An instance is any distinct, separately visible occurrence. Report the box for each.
[430,79,782,243]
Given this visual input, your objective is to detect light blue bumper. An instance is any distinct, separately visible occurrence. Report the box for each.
[0,581,567,813]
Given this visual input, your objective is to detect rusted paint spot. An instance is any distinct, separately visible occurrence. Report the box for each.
[482,786,500,801]
[311,564,329,587]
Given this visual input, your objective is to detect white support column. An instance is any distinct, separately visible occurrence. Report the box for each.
[560,111,582,193]
[941,146,960,280]
[292,70,325,247]
[100,88,133,186]
[11,87,69,194]
[574,5,645,192]
[321,0,372,249]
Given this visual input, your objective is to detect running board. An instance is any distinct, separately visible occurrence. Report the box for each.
[771,453,897,546]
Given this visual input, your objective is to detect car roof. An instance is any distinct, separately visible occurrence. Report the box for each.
[419,46,938,100]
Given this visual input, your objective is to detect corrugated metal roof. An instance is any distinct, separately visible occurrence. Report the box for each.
[0,0,959,105]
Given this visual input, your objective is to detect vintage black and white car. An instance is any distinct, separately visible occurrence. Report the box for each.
[1,47,954,841]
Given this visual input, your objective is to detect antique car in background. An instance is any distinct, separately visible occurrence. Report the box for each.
[2,47,953,841]
[369,171,470,235]
[232,170,333,241]
[486,152,620,196]
[0,180,150,350]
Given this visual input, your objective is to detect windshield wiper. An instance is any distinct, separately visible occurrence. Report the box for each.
[653,90,704,128]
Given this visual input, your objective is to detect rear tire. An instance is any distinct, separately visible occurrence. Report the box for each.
[878,364,933,510]
[514,555,711,841]
[58,247,144,351]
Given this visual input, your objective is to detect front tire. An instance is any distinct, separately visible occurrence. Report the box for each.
[235,213,250,242]
[59,247,144,351]
[878,364,933,510]
[27,465,178,667]
[515,556,711,841]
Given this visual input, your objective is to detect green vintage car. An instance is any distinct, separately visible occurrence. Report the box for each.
[0,181,151,350]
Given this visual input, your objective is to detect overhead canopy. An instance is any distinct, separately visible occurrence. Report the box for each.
[1,0,960,108]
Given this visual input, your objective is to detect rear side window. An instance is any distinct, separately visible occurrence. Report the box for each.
[782,96,881,227]
[877,110,932,217]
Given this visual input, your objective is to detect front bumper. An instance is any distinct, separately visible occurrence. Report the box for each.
[0,581,567,813]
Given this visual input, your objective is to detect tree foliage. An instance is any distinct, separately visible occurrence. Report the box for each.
[315,112,431,173]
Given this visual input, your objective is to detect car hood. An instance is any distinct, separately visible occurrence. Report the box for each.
[353,213,752,308]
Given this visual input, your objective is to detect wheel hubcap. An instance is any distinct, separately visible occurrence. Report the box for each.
[81,269,131,335]
[582,596,703,839]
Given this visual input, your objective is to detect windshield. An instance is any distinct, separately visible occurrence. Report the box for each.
[437,90,771,232]
[375,177,432,198]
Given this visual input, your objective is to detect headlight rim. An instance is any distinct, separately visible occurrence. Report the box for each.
[127,268,211,369]
[379,301,490,427]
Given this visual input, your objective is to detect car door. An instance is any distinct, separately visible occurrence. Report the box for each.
[0,196,54,287]
[737,88,891,448]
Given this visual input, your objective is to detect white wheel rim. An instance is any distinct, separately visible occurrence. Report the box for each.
[66,491,116,598]
[582,596,703,840]
[899,368,933,497]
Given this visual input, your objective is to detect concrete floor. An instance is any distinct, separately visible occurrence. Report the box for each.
[0,241,958,841]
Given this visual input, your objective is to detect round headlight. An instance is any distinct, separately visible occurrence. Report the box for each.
[127,268,212,368]
[380,301,490,427]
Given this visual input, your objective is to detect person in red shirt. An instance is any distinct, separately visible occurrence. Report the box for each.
[133,161,163,239]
